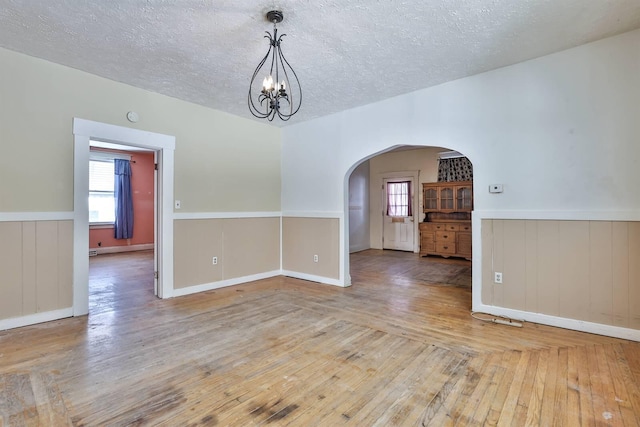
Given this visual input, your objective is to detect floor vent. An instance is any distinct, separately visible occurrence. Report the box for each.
[89,249,98,257]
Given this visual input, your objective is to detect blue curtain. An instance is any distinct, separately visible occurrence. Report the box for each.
[114,159,134,239]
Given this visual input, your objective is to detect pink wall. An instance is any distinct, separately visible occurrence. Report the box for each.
[89,149,155,249]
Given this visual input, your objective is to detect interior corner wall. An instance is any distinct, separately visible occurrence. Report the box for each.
[348,160,370,253]
[280,29,640,334]
[0,46,281,324]
[282,216,340,281]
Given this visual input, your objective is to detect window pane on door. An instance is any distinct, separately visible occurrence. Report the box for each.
[387,181,412,217]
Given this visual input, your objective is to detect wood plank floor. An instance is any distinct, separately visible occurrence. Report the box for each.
[1,249,639,426]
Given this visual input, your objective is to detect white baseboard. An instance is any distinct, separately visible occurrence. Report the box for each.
[0,308,73,331]
[349,244,371,253]
[0,212,74,222]
[91,243,154,255]
[172,270,281,297]
[472,302,640,342]
[281,270,347,287]
[174,211,281,220]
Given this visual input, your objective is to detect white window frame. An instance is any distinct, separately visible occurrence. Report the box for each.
[88,150,131,225]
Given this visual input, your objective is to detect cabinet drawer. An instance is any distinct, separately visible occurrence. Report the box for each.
[436,241,456,254]
[459,223,471,232]
[435,231,455,242]
[445,224,459,231]
[421,223,445,232]
[421,231,434,241]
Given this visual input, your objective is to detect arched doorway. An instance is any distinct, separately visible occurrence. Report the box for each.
[343,145,474,290]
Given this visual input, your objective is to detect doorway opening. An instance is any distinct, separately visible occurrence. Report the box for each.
[345,145,473,291]
[73,118,175,317]
[88,141,157,313]
[382,174,418,252]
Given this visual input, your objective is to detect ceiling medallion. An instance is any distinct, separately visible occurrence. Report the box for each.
[248,10,302,121]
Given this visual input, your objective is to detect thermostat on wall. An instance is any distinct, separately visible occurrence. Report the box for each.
[489,184,504,193]
[126,111,139,123]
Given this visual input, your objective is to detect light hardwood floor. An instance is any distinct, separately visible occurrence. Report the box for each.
[1,249,639,426]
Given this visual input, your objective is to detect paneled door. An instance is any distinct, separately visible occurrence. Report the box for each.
[382,178,415,252]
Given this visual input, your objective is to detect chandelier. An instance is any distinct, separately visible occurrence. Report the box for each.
[248,10,302,121]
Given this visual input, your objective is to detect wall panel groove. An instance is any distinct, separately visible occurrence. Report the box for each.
[482,219,640,331]
[0,220,73,322]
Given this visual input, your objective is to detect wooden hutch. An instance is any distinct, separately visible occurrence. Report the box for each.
[419,181,472,260]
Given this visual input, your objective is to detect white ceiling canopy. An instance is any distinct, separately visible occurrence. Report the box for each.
[1,0,639,126]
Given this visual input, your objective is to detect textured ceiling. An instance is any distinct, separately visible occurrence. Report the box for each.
[1,0,640,126]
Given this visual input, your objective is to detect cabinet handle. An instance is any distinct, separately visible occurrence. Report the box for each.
[443,235,448,239]
[443,246,448,249]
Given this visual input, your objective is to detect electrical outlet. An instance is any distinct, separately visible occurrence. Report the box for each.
[212,256,218,265]
[313,254,319,263]
[494,272,503,284]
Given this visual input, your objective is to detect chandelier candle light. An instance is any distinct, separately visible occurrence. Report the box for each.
[248,10,302,121]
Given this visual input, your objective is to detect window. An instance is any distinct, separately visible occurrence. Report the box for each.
[386,181,412,217]
[89,159,115,223]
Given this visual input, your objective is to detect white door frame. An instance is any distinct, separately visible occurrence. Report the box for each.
[379,170,420,253]
[73,118,175,315]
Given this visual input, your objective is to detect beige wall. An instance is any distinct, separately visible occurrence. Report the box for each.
[0,46,281,213]
[368,147,445,248]
[482,219,640,329]
[282,217,340,280]
[0,221,73,320]
[174,217,280,289]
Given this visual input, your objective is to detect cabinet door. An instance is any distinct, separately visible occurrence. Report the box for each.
[457,232,472,257]
[420,232,435,252]
[455,186,473,211]
[423,187,438,211]
[439,187,454,211]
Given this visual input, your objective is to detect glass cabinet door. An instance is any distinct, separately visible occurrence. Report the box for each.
[439,187,454,211]
[456,186,473,211]
[423,187,438,211]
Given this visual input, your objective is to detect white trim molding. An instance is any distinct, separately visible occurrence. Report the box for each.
[91,243,154,255]
[472,303,640,342]
[172,271,281,297]
[89,150,131,161]
[282,270,346,288]
[474,210,640,221]
[0,212,74,222]
[174,211,282,220]
[0,308,73,331]
[73,118,176,317]
[281,211,344,218]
